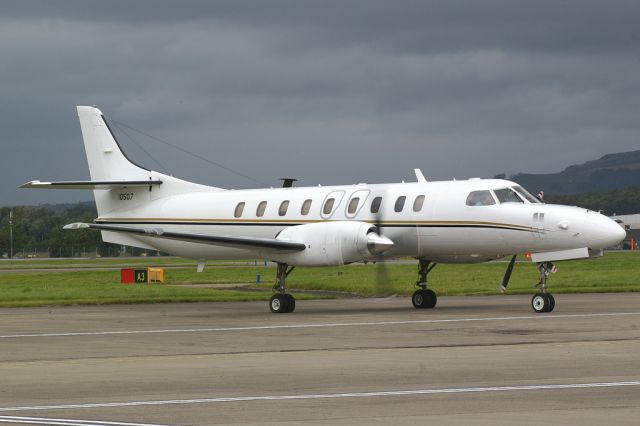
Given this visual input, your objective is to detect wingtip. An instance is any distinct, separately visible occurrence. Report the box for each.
[63,222,90,230]
[19,180,42,189]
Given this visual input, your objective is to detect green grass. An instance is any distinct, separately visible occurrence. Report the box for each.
[0,252,638,307]
[0,257,253,269]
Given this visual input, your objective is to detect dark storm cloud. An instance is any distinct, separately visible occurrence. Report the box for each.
[1,0,640,205]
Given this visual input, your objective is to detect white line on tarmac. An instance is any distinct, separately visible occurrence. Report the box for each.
[0,415,172,426]
[1,381,639,413]
[1,312,639,339]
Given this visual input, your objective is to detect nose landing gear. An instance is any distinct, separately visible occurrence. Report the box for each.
[531,261,556,313]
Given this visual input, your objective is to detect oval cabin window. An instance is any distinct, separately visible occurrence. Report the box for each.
[256,201,267,217]
[323,198,335,215]
[234,202,245,218]
[301,199,312,215]
[348,197,360,215]
[279,200,290,216]
[370,196,382,214]
[413,195,425,212]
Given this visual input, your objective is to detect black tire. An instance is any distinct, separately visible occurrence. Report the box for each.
[424,289,437,309]
[412,290,427,308]
[285,294,296,313]
[531,292,550,313]
[547,293,555,312]
[270,294,289,313]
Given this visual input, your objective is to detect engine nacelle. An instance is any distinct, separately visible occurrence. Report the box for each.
[271,221,393,266]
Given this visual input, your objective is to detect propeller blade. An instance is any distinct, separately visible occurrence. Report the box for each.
[372,196,392,295]
[500,254,517,293]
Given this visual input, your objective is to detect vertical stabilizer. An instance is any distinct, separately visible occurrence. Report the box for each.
[77,106,150,181]
[75,106,221,217]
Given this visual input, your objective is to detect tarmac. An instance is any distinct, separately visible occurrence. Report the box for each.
[0,293,639,425]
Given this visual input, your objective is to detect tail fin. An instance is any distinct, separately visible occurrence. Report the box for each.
[77,106,152,181]
[76,106,221,216]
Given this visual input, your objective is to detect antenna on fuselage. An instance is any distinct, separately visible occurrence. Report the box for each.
[280,178,298,188]
[414,168,427,183]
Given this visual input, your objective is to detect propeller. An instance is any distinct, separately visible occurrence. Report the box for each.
[370,195,394,295]
[500,254,517,293]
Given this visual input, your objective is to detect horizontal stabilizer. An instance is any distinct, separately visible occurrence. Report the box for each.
[21,180,163,190]
[64,222,307,252]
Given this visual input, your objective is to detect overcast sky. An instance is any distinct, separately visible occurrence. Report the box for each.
[2,0,639,205]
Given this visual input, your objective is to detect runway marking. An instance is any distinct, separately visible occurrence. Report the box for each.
[1,381,639,412]
[0,415,173,426]
[1,312,639,339]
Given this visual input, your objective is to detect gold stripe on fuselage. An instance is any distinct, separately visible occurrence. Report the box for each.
[96,218,535,232]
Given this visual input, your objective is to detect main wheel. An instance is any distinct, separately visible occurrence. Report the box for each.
[531,293,551,313]
[547,293,555,312]
[412,289,437,309]
[424,289,437,308]
[412,290,426,308]
[284,294,296,313]
[270,294,289,313]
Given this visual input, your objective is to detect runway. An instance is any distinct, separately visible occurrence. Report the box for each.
[1,293,639,425]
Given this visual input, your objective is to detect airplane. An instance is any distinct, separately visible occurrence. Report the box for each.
[22,106,626,314]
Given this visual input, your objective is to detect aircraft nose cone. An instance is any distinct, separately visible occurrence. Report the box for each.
[613,221,627,243]
[590,214,626,248]
[367,233,394,255]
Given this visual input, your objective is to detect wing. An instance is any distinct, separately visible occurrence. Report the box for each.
[21,180,163,190]
[64,223,306,252]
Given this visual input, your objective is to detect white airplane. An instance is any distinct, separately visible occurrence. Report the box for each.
[23,106,626,314]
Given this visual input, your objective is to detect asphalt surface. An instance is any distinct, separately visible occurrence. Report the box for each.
[1,293,639,425]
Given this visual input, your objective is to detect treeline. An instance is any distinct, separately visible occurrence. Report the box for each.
[0,203,137,258]
[546,186,640,216]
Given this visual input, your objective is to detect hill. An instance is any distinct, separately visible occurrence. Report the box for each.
[508,150,640,195]
[546,186,640,216]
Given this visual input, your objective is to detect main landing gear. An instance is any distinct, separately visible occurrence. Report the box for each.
[531,261,556,313]
[270,262,296,313]
[412,258,438,309]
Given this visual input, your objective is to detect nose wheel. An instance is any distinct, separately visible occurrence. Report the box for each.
[531,262,556,313]
[531,292,555,313]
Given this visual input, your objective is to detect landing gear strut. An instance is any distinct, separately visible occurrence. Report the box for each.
[412,258,437,309]
[270,263,296,313]
[531,262,556,313]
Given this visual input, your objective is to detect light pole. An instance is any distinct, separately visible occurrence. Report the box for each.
[9,210,13,259]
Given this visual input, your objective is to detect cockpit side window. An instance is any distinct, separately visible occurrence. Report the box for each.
[466,190,496,206]
[513,186,541,203]
[494,188,523,204]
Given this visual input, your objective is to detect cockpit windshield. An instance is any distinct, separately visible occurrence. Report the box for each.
[494,188,523,204]
[466,190,496,206]
[513,186,541,203]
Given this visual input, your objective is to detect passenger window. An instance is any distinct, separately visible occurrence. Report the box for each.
[413,195,425,212]
[394,196,406,212]
[256,201,267,217]
[279,200,290,216]
[234,202,245,218]
[348,197,360,214]
[323,198,335,215]
[466,191,496,206]
[370,196,382,214]
[301,199,312,215]
[494,188,523,204]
